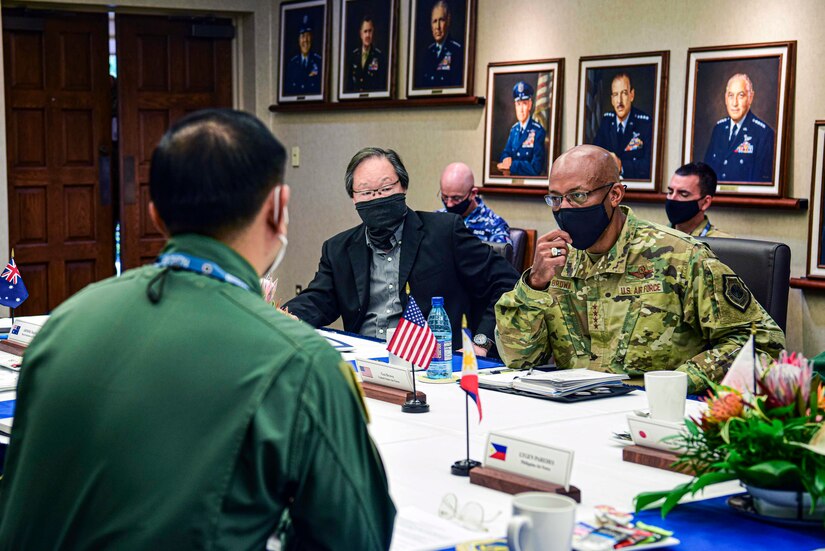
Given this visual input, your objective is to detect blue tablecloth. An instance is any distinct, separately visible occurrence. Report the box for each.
[633,494,825,549]
[438,494,824,550]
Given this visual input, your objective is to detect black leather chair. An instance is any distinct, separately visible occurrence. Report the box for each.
[697,237,791,332]
[487,241,514,267]
[510,228,527,272]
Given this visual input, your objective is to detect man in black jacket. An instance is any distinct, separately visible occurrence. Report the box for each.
[285,147,519,356]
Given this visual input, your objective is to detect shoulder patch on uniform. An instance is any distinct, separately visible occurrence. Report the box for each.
[722,274,752,312]
[716,118,728,125]
[635,113,650,121]
[603,112,616,118]
[752,118,766,129]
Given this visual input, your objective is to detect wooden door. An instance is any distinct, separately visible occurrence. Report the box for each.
[3,11,114,315]
[116,15,233,269]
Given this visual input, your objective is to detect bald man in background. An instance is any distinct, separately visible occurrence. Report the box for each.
[495,144,784,394]
[437,162,511,245]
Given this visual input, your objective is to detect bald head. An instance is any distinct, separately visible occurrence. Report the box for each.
[550,145,620,189]
[440,162,475,194]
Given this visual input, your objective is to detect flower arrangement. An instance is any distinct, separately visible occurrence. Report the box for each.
[635,350,825,520]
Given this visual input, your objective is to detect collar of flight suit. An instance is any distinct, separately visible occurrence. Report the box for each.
[160,233,262,294]
[561,205,637,279]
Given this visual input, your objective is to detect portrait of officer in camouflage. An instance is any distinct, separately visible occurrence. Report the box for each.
[592,73,653,180]
[347,15,386,92]
[495,144,784,394]
[704,73,775,183]
[497,81,548,177]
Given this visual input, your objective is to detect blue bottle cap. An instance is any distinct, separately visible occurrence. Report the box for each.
[431,296,444,307]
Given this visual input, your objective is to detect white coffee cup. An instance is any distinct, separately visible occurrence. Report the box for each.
[644,371,688,422]
[507,492,577,551]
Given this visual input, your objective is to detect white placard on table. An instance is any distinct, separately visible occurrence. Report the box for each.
[484,432,574,490]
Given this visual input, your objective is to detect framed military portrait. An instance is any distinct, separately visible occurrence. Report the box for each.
[683,41,796,197]
[406,0,475,97]
[338,0,398,100]
[278,0,331,104]
[482,59,564,190]
[576,51,669,193]
[806,121,825,279]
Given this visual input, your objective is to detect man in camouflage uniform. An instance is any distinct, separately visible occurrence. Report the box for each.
[495,145,784,394]
[666,161,732,238]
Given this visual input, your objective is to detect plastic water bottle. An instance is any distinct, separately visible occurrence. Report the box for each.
[426,296,452,379]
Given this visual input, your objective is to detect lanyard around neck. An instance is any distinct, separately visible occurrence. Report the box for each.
[155,252,250,291]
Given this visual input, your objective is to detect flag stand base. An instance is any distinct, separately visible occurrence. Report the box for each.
[401,394,430,413]
[450,459,481,476]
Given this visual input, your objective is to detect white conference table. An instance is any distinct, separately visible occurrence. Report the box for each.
[327,330,742,551]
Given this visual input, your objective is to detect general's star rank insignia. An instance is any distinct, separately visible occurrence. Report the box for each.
[723,274,752,312]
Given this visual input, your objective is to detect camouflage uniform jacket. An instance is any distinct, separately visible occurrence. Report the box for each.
[495,206,784,393]
[689,215,733,238]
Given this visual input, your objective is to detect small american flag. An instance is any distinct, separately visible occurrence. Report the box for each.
[387,295,437,369]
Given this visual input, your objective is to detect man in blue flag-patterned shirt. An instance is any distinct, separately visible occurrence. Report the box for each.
[437,162,511,245]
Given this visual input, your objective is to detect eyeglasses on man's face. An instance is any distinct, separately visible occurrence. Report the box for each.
[544,182,616,210]
[352,179,401,200]
[437,189,472,204]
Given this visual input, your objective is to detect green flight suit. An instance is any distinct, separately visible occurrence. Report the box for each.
[0,234,395,550]
[495,207,784,394]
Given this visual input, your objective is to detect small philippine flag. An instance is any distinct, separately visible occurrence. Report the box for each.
[460,326,482,421]
[489,442,507,461]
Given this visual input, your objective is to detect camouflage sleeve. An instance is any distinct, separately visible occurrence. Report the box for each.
[679,246,785,394]
[494,271,553,368]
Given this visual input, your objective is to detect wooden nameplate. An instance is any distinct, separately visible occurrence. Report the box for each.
[622,445,695,476]
[469,466,581,503]
[0,340,26,356]
[361,382,426,406]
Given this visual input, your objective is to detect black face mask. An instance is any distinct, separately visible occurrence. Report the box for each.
[665,198,702,225]
[553,196,616,251]
[355,194,408,249]
[444,196,473,216]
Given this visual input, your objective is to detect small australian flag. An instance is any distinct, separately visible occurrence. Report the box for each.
[1,257,29,308]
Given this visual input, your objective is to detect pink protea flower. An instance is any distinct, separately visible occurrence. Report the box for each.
[704,390,745,424]
[759,351,812,409]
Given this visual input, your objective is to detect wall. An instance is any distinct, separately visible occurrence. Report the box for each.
[1,0,823,355]
[270,0,825,356]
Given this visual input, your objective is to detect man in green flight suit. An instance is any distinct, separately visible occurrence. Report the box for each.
[495,144,784,394]
[0,110,395,550]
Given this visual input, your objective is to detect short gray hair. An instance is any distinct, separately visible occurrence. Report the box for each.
[726,73,754,95]
[345,147,410,197]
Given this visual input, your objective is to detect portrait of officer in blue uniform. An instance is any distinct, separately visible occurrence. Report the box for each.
[497,81,547,177]
[284,15,323,96]
[592,73,652,180]
[347,16,386,92]
[415,0,464,88]
[704,73,775,183]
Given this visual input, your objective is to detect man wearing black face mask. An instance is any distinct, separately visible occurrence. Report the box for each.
[495,145,784,395]
[286,147,519,356]
[666,162,732,238]
[436,162,512,245]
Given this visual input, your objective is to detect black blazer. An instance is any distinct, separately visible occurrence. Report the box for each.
[285,209,520,348]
